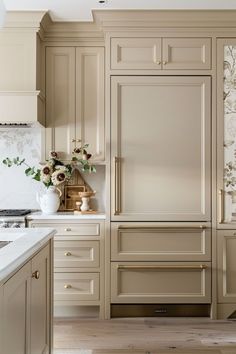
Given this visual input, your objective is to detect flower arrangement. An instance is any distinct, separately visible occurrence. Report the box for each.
[2,143,96,188]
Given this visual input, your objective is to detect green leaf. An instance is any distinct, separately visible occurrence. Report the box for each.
[33,170,41,181]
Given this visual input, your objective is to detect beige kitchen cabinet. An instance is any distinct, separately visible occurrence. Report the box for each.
[111,75,211,221]
[29,218,105,318]
[2,262,31,354]
[45,46,105,161]
[111,222,211,262]
[111,261,211,304]
[2,243,52,354]
[217,230,236,304]
[30,244,51,354]
[110,37,211,70]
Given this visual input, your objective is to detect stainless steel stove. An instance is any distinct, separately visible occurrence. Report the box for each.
[0,209,31,228]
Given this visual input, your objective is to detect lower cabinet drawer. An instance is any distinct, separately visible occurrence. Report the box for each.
[111,223,211,261]
[54,273,100,301]
[111,262,211,304]
[54,241,100,268]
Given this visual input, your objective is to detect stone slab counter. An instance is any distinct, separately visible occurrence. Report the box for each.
[0,228,55,284]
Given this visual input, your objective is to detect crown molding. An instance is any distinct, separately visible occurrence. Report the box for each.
[43,21,104,41]
[4,10,49,30]
[92,9,236,30]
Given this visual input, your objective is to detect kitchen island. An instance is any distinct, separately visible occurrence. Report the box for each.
[0,228,55,354]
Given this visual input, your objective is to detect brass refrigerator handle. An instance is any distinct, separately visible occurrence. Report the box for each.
[218,189,224,224]
[114,157,121,215]
[117,265,207,270]
[117,225,207,230]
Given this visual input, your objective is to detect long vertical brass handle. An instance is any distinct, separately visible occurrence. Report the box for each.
[114,157,121,215]
[218,189,224,224]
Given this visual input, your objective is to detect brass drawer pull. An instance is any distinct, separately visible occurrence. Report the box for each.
[64,284,72,289]
[71,139,76,143]
[117,225,207,230]
[218,189,224,224]
[114,157,121,215]
[64,252,72,256]
[32,270,40,279]
[162,61,167,65]
[65,228,71,232]
[117,265,207,270]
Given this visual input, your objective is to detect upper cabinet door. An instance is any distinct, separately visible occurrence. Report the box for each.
[46,47,76,161]
[111,76,211,221]
[110,38,162,70]
[217,39,236,227]
[110,37,211,71]
[162,38,211,70]
[76,47,105,162]
[45,46,105,162]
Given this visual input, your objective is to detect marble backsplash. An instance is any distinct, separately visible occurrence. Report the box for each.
[0,128,105,211]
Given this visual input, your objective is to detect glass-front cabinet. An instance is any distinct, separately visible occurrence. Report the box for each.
[217,39,236,228]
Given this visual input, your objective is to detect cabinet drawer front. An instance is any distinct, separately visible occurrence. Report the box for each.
[111,224,211,261]
[31,223,100,237]
[111,38,162,70]
[111,262,211,303]
[54,273,99,301]
[162,38,211,70]
[54,241,100,268]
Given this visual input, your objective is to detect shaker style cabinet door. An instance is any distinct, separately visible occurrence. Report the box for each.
[30,244,51,354]
[2,262,31,354]
[217,230,236,303]
[45,46,105,162]
[111,76,211,221]
[46,47,76,161]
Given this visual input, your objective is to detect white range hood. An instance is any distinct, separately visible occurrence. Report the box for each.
[0,91,45,126]
[0,11,48,127]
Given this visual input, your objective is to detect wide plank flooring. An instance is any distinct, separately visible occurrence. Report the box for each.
[54,318,236,354]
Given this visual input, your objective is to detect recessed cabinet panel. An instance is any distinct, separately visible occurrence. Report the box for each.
[111,223,211,261]
[46,47,76,161]
[217,231,236,303]
[111,37,211,70]
[3,262,31,354]
[111,262,211,304]
[54,273,99,301]
[76,47,105,161]
[54,240,100,268]
[162,38,211,70]
[111,38,162,70]
[111,76,211,221]
[31,245,50,354]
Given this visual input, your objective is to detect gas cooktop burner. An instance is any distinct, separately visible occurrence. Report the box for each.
[0,209,31,217]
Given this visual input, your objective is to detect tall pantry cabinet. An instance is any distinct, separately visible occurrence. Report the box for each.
[106,32,213,317]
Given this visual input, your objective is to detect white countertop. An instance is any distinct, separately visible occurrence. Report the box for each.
[27,211,106,220]
[0,228,55,285]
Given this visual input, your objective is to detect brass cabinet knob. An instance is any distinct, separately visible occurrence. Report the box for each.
[71,139,76,143]
[162,61,167,65]
[77,139,81,142]
[156,61,161,65]
[32,270,40,280]
[64,284,72,289]
[65,228,71,232]
[65,252,72,256]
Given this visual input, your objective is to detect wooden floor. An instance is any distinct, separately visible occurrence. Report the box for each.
[54,317,236,354]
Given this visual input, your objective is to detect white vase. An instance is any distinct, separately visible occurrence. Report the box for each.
[80,197,90,212]
[36,186,62,214]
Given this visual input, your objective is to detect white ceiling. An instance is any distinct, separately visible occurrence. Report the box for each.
[3,0,236,21]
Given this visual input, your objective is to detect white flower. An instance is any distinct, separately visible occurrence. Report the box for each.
[40,164,52,183]
[51,168,70,186]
